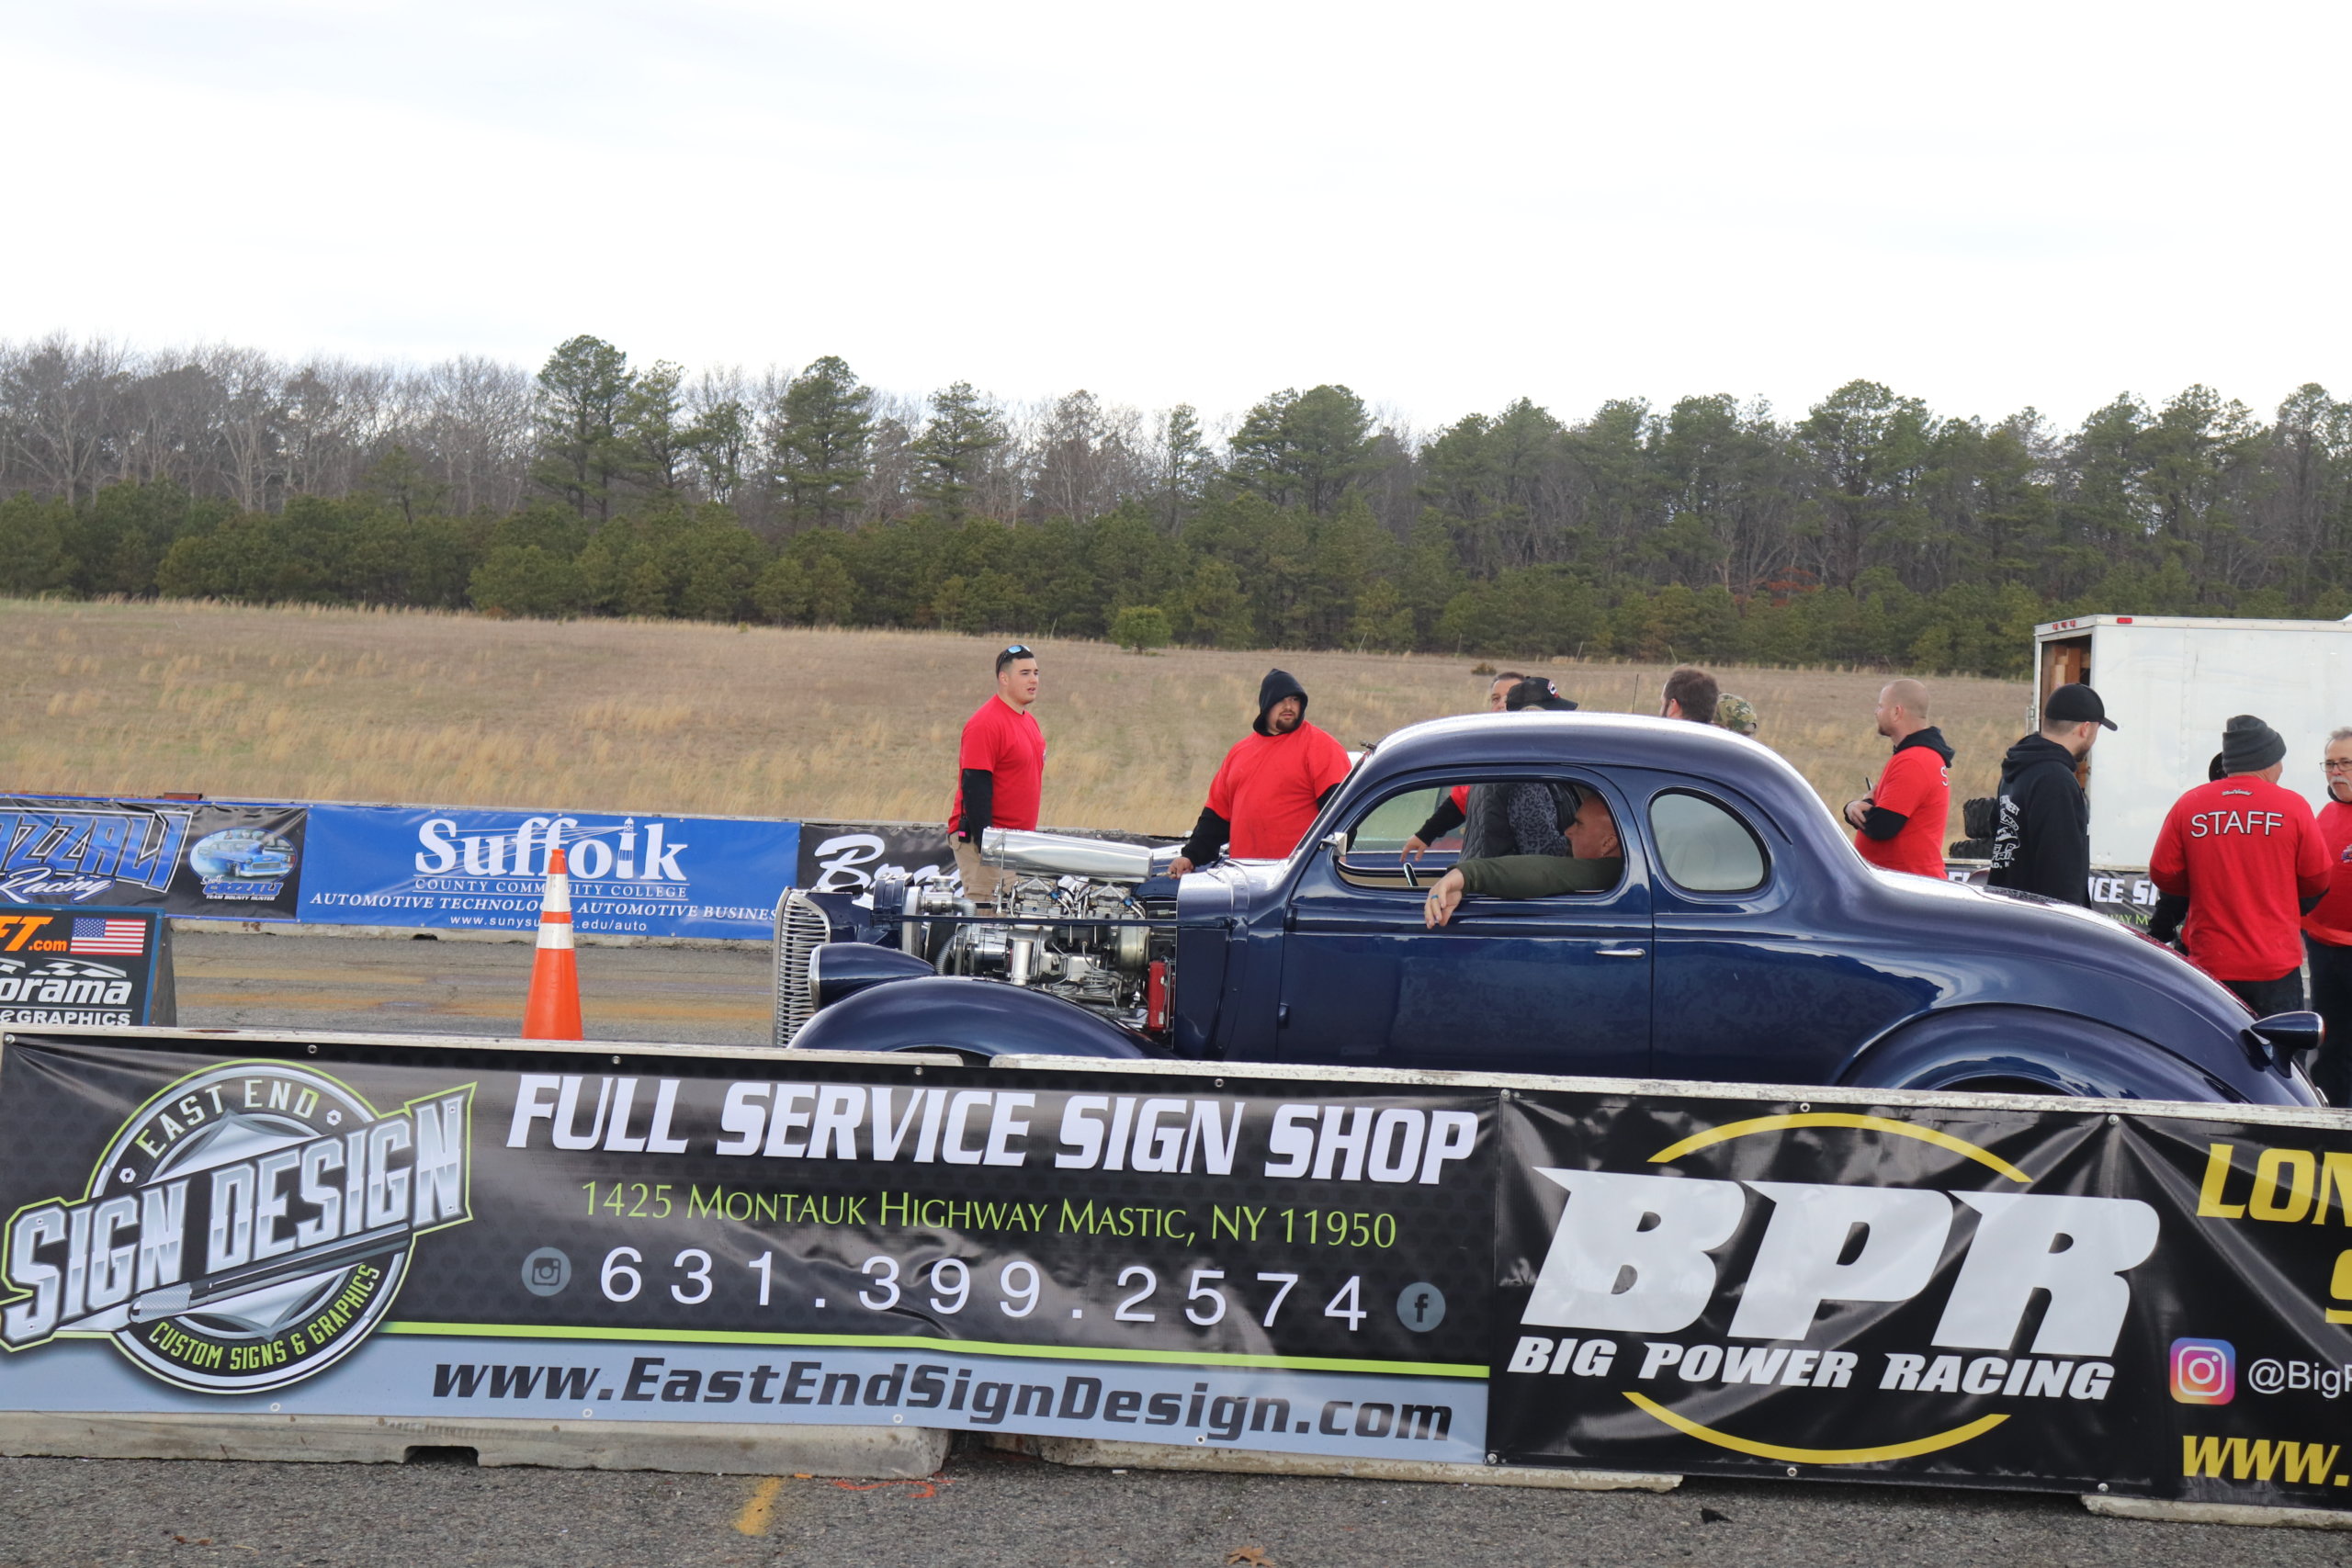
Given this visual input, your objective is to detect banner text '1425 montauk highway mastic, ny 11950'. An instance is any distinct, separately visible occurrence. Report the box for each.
[3,1032,2352,1509]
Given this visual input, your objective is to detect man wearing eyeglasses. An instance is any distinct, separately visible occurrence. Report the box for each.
[948,644,1045,901]
[2304,728,2352,1101]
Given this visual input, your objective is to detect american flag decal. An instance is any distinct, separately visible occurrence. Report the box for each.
[70,918,145,955]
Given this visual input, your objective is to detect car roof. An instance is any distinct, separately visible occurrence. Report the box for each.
[1357,712,1837,840]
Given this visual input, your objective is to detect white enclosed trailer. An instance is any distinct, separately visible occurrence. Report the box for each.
[2033,614,2352,871]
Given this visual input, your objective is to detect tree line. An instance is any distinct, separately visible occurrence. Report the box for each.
[4,332,2349,676]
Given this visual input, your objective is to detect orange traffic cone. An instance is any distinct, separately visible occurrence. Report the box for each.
[522,847,583,1039]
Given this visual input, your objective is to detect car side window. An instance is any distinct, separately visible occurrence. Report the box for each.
[1349,787,1443,853]
[1331,785,1447,889]
[1648,789,1768,893]
[1334,777,1623,894]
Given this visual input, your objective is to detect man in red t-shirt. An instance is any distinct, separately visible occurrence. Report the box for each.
[1841,679,1951,878]
[2150,714,2329,1016]
[2303,726,2352,1101]
[1170,670,1352,874]
[947,644,1046,900]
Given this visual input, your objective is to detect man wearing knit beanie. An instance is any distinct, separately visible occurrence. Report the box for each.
[2149,715,2332,1016]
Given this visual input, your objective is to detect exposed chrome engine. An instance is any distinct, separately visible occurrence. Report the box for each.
[895,874,1162,1013]
[899,829,1172,1026]
[775,829,1175,1044]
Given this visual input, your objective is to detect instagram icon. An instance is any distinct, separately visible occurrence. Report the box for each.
[2170,1338,2236,1404]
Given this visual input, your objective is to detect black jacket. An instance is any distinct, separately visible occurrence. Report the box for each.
[1985,733,2090,907]
[1461,782,1575,861]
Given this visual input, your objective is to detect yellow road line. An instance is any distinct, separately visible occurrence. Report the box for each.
[733,1475,784,1536]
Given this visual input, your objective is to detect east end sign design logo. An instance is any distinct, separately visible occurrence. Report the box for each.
[1510,1112,2158,1464]
[0,1062,473,1393]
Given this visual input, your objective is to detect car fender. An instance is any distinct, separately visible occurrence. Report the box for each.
[787,975,1154,1059]
[1836,1003,2261,1103]
[809,942,937,1009]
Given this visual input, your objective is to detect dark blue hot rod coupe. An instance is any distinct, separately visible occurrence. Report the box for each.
[777,713,2321,1106]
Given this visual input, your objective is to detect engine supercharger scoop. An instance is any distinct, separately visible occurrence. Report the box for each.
[978,829,1157,883]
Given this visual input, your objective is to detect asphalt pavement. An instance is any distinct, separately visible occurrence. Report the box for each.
[7,1442,2350,1568]
[168,928,775,1044]
[1,930,2332,1566]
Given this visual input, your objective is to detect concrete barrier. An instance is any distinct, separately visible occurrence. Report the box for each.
[2082,1495,2352,1530]
[989,1434,1679,1491]
[0,1412,947,1477]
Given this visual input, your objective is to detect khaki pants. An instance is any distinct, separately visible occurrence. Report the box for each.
[953,836,1012,904]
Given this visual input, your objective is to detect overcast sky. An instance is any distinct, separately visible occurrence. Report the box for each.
[4,0,2345,432]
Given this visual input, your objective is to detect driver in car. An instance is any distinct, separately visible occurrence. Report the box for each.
[1422,784,1623,927]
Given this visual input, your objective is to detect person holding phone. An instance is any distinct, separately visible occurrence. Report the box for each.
[1842,679,1951,879]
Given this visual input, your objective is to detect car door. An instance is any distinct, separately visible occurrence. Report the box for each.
[1642,778,1925,1086]
[1265,774,1654,1077]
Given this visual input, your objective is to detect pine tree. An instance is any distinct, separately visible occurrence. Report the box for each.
[915,381,1006,523]
[532,335,634,520]
[1156,404,1216,531]
[774,356,874,529]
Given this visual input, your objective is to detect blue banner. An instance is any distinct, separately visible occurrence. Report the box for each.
[300,805,797,940]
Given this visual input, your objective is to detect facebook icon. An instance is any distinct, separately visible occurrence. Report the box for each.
[1396,1282,1448,1333]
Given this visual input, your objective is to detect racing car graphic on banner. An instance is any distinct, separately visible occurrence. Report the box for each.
[776,713,2322,1106]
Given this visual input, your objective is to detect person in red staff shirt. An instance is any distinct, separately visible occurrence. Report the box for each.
[2303,726,2352,1102]
[2149,714,2330,1017]
[1170,670,1352,874]
[1841,679,1952,878]
[947,643,1045,901]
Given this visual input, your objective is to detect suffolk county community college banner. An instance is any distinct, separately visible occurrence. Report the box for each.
[0,1036,1492,1466]
[1,796,306,919]
[298,806,799,940]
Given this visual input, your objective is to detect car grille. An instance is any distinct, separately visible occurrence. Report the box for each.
[773,889,831,1046]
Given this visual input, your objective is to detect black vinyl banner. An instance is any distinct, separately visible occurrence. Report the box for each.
[10,1029,2352,1508]
[795,822,1173,905]
[0,1035,1491,1464]
[796,822,956,903]
[1489,1089,2352,1509]
[0,908,169,1027]
[0,797,305,918]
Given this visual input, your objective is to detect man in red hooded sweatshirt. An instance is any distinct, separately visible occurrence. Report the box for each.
[1170,669,1351,874]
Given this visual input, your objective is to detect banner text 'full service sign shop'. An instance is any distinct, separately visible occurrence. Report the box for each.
[2,1032,2351,1512]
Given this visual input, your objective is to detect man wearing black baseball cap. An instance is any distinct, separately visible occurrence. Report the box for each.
[1986,682,2114,906]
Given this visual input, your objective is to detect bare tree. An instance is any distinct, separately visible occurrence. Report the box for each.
[409,356,533,514]
[201,344,285,512]
[1,334,128,505]
[856,390,926,524]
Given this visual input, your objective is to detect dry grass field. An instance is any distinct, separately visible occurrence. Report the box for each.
[1,600,2032,832]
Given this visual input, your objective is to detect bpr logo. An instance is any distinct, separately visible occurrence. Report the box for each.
[2170,1338,2235,1405]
